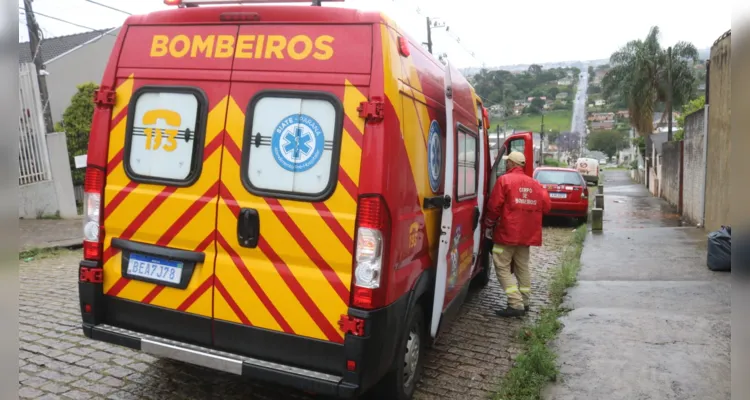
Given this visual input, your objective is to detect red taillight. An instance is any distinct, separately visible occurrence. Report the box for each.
[164,0,182,5]
[351,196,390,310]
[346,360,356,371]
[83,167,105,262]
[357,196,387,229]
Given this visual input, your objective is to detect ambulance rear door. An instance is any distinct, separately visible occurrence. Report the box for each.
[99,24,238,347]
[212,23,371,374]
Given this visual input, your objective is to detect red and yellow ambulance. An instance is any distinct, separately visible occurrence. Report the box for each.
[77,1,534,398]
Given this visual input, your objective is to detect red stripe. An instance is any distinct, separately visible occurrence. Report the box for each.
[177,275,214,311]
[142,286,164,304]
[220,183,242,216]
[195,231,215,253]
[103,186,179,266]
[107,149,124,174]
[156,182,219,246]
[257,236,343,343]
[343,115,363,149]
[214,277,251,325]
[265,198,349,304]
[216,234,294,334]
[203,133,223,162]
[104,181,139,217]
[312,202,353,255]
[106,277,129,296]
[337,167,358,200]
[223,134,242,163]
[111,105,128,128]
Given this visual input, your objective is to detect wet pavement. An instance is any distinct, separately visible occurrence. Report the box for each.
[19,225,575,399]
[544,170,731,400]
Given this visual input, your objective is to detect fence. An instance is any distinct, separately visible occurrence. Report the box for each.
[18,62,52,186]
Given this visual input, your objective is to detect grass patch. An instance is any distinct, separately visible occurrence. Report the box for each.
[491,224,588,400]
[491,110,572,133]
[19,247,77,261]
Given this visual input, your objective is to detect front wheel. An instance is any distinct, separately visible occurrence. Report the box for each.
[368,304,426,400]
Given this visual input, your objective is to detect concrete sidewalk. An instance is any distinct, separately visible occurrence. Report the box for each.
[545,170,731,400]
[20,217,83,252]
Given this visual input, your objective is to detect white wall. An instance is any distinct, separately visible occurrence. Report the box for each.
[19,132,77,219]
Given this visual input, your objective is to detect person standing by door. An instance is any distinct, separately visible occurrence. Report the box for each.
[484,151,551,317]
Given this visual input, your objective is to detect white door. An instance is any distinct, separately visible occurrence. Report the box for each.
[430,60,456,338]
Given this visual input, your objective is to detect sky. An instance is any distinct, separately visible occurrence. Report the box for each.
[18,0,732,68]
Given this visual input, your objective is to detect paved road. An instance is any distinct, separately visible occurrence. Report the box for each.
[570,67,588,137]
[19,226,575,400]
[544,170,731,400]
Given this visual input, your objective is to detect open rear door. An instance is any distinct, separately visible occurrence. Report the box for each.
[470,105,487,275]
[430,61,456,338]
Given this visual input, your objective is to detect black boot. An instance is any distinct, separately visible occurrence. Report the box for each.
[495,307,526,317]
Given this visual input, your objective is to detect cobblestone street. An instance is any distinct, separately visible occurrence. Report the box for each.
[19,225,574,400]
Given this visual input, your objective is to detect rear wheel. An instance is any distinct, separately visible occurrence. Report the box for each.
[368,304,426,400]
[577,213,588,225]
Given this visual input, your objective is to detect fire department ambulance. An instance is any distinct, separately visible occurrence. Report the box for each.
[77,1,534,398]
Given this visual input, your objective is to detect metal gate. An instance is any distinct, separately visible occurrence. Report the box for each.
[18,62,52,186]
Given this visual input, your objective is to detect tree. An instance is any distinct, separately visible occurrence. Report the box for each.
[527,64,543,76]
[528,97,545,114]
[587,130,629,158]
[674,95,705,140]
[61,82,98,186]
[602,26,698,148]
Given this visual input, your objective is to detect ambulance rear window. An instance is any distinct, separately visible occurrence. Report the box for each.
[242,91,342,201]
[124,87,206,186]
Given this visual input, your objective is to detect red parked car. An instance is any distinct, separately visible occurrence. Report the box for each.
[533,167,589,224]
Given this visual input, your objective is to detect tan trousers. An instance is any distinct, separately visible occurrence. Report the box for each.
[492,244,531,310]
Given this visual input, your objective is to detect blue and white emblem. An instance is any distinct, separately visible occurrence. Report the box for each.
[427,120,442,193]
[271,114,325,173]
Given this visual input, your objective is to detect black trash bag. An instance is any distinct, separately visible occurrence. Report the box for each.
[707,225,731,272]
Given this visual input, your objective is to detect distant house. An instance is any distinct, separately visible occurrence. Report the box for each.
[19,27,119,124]
[616,110,630,119]
[556,92,569,100]
[591,120,615,130]
[588,112,615,122]
[595,99,606,106]
[557,78,573,86]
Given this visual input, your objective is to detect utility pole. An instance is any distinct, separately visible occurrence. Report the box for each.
[667,46,673,141]
[426,17,433,54]
[23,0,54,133]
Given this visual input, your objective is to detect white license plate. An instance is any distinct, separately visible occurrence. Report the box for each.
[550,192,567,199]
[126,253,183,285]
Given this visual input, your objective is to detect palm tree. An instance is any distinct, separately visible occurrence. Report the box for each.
[602,26,698,152]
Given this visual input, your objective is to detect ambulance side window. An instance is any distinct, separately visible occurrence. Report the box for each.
[242,91,343,201]
[124,87,207,186]
[457,126,478,200]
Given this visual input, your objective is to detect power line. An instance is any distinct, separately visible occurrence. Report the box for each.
[85,0,132,16]
[390,0,486,67]
[17,6,118,37]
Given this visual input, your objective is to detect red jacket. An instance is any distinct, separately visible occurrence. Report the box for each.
[484,167,551,246]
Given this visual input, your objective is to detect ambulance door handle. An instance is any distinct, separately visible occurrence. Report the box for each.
[237,208,259,249]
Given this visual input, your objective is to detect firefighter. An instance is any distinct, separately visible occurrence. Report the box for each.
[484,151,551,317]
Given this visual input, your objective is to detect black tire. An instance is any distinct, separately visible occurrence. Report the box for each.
[471,239,493,289]
[577,213,588,225]
[368,304,426,400]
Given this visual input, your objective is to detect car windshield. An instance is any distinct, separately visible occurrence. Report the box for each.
[535,170,583,186]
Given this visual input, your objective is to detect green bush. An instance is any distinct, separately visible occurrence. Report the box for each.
[543,158,563,167]
[60,82,99,186]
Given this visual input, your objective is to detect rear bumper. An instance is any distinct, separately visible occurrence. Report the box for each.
[79,260,412,398]
[83,324,358,397]
[547,201,588,217]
